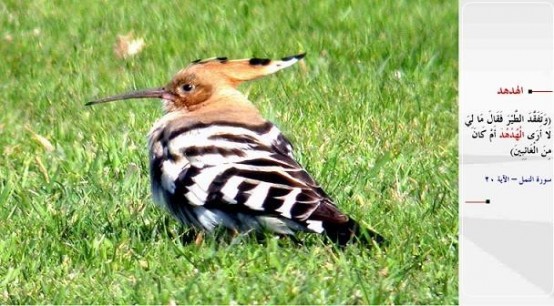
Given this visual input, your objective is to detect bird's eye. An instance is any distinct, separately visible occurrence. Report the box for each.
[181,84,194,92]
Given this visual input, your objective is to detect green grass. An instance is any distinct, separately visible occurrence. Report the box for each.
[0,0,457,304]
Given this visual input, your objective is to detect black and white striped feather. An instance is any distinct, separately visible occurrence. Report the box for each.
[148,116,384,246]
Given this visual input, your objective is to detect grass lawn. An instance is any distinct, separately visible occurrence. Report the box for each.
[0,0,457,304]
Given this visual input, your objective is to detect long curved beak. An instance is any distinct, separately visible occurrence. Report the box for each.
[85,87,175,106]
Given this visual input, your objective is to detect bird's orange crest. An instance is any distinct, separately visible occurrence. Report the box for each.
[87,53,306,113]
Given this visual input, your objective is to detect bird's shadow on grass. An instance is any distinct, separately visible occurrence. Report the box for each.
[171,225,311,248]
[93,213,386,254]
[159,219,387,251]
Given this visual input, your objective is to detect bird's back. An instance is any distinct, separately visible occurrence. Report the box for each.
[147,105,361,241]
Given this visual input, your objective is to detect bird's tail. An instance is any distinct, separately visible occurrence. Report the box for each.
[322,218,386,247]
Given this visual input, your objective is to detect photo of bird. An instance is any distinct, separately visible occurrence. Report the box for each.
[87,53,384,246]
[0,1,459,302]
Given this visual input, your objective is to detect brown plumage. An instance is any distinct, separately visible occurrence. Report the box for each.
[87,53,384,247]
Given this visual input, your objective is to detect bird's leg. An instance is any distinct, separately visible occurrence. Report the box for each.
[179,227,200,245]
[194,231,204,246]
[229,228,255,245]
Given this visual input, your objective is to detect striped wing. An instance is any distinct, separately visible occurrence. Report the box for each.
[151,121,349,234]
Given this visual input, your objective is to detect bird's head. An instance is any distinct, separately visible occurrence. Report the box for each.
[86,53,306,113]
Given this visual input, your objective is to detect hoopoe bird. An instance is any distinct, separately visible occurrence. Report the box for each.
[87,53,384,246]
